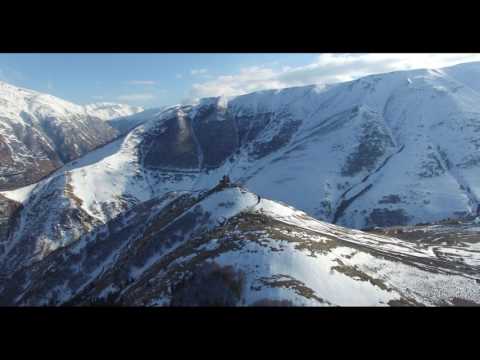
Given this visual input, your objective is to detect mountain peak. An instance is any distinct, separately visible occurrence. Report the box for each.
[2,61,480,306]
[0,81,143,190]
[2,178,479,306]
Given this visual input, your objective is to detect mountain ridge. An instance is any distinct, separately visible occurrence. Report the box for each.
[3,62,480,277]
[0,80,143,190]
[1,183,478,306]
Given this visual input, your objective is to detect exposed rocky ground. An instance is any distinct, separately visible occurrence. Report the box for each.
[2,62,480,306]
[366,216,480,276]
[0,194,21,248]
[1,184,478,306]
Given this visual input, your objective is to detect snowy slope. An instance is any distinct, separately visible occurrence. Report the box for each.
[0,109,197,272]
[106,107,165,134]
[4,62,480,273]
[0,81,143,190]
[84,102,143,121]
[1,184,478,306]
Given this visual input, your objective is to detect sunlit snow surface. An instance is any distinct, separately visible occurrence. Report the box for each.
[1,184,479,306]
[126,188,480,306]
[2,63,480,305]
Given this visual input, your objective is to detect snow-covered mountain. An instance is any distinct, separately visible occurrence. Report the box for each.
[106,107,165,134]
[0,81,143,190]
[83,102,143,121]
[2,62,480,286]
[1,183,478,306]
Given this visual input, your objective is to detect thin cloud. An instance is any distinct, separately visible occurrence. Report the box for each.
[117,93,156,102]
[126,80,157,85]
[190,68,208,76]
[187,53,480,101]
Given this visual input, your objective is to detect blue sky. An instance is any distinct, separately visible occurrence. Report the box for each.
[1,53,479,109]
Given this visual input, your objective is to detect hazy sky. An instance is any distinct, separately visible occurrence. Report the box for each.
[1,53,480,108]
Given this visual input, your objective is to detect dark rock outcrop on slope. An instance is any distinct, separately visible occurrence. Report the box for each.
[1,184,478,306]
[0,194,21,247]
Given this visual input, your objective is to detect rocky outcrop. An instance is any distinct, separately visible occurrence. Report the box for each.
[1,185,478,306]
[0,194,21,247]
